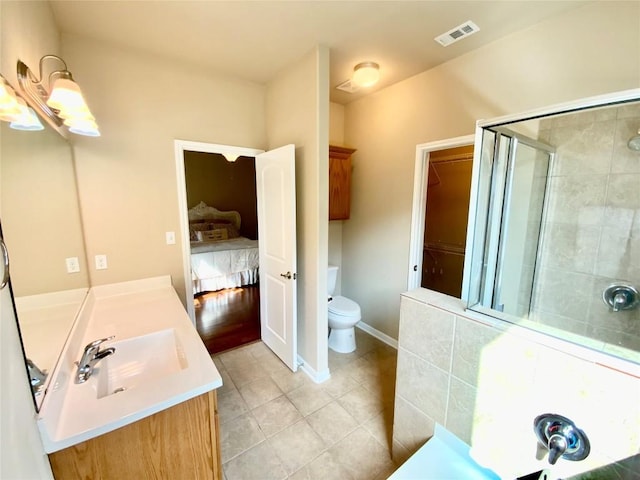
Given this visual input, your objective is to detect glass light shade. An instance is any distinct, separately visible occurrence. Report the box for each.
[352,62,380,88]
[0,82,22,120]
[65,117,100,137]
[10,102,45,131]
[59,108,95,122]
[46,77,88,112]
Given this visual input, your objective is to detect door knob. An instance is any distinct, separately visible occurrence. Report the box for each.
[280,272,292,280]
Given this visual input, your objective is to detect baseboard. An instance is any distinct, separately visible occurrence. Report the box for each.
[297,355,331,384]
[357,322,398,349]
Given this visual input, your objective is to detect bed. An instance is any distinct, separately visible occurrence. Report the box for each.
[188,202,259,294]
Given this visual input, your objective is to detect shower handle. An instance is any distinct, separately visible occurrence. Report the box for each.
[603,284,640,312]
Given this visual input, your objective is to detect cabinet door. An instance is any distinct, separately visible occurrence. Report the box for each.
[49,391,220,480]
[329,146,356,220]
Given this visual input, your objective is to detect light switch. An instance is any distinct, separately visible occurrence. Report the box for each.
[65,257,80,273]
[95,254,108,270]
[166,231,176,245]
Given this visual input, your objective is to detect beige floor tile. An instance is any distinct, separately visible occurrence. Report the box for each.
[226,359,266,387]
[321,368,358,399]
[216,335,399,479]
[271,368,311,393]
[218,346,255,370]
[328,426,394,480]
[288,450,355,480]
[286,383,332,416]
[238,376,283,409]
[268,420,325,474]
[338,384,385,424]
[328,349,360,372]
[217,388,248,425]
[223,440,287,480]
[217,367,237,396]
[363,408,395,449]
[245,341,273,360]
[260,353,290,375]
[219,412,265,463]
[354,329,385,353]
[362,371,397,407]
[252,395,302,437]
[306,401,359,447]
[344,354,385,385]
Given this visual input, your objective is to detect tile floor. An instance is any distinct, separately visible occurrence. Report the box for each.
[212,329,399,480]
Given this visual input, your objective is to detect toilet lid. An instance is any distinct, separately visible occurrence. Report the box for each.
[328,296,360,316]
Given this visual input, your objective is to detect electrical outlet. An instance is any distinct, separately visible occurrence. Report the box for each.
[95,254,108,270]
[166,231,176,245]
[65,257,80,273]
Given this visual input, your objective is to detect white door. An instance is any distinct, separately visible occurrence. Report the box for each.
[255,144,297,371]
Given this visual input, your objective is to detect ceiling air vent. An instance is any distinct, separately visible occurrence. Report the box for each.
[336,78,359,93]
[434,20,480,47]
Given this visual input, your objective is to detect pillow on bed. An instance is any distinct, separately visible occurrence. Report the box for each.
[191,223,240,242]
[209,223,240,239]
[199,229,228,241]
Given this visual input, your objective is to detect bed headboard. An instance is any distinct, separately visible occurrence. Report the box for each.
[188,202,241,230]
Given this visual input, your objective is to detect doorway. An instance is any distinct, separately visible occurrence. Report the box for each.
[184,150,261,353]
[421,145,474,297]
[174,141,264,354]
[407,135,475,293]
[174,141,299,370]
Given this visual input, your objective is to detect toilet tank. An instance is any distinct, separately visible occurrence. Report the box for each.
[328,265,339,296]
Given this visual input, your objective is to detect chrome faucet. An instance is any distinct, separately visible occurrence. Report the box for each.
[75,336,116,384]
[26,358,47,395]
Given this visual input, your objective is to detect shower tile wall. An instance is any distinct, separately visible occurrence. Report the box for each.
[533,103,640,352]
[392,289,640,480]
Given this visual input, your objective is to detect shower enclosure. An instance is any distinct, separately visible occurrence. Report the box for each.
[466,94,640,361]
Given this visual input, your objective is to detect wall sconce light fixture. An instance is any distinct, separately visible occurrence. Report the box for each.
[17,55,99,137]
[352,62,380,88]
[0,76,44,131]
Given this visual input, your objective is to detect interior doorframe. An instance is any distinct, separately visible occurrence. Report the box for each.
[407,134,476,292]
[174,140,264,323]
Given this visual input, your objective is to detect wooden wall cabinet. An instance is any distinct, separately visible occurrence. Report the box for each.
[329,145,356,220]
[49,391,221,480]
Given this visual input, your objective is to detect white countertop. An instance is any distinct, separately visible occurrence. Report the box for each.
[37,276,222,453]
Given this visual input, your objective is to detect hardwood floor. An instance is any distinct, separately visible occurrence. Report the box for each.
[195,285,261,354]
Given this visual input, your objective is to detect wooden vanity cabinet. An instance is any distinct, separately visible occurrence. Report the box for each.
[329,145,356,220]
[49,391,221,480]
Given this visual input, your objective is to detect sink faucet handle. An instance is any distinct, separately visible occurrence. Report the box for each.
[84,335,115,351]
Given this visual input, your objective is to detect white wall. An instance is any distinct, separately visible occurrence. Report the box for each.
[60,33,267,306]
[265,46,330,380]
[0,1,58,477]
[343,1,640,340]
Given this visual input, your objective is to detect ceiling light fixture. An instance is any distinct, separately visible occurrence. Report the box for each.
[352,62,380,88]
[17,55,99,137]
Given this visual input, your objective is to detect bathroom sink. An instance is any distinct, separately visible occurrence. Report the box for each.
[95,329,188,399]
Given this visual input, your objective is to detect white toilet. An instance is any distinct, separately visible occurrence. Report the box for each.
[327,265,361,353]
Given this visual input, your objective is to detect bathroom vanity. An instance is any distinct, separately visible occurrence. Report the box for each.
[48,391,220,479]
[36,276,223,479]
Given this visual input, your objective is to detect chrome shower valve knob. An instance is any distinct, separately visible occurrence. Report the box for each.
[533,413,590,465]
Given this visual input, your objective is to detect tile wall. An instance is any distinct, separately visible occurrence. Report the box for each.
[392,288,640,480]
[533,103,640,351]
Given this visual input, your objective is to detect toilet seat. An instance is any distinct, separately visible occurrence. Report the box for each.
[328,296,360,317]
